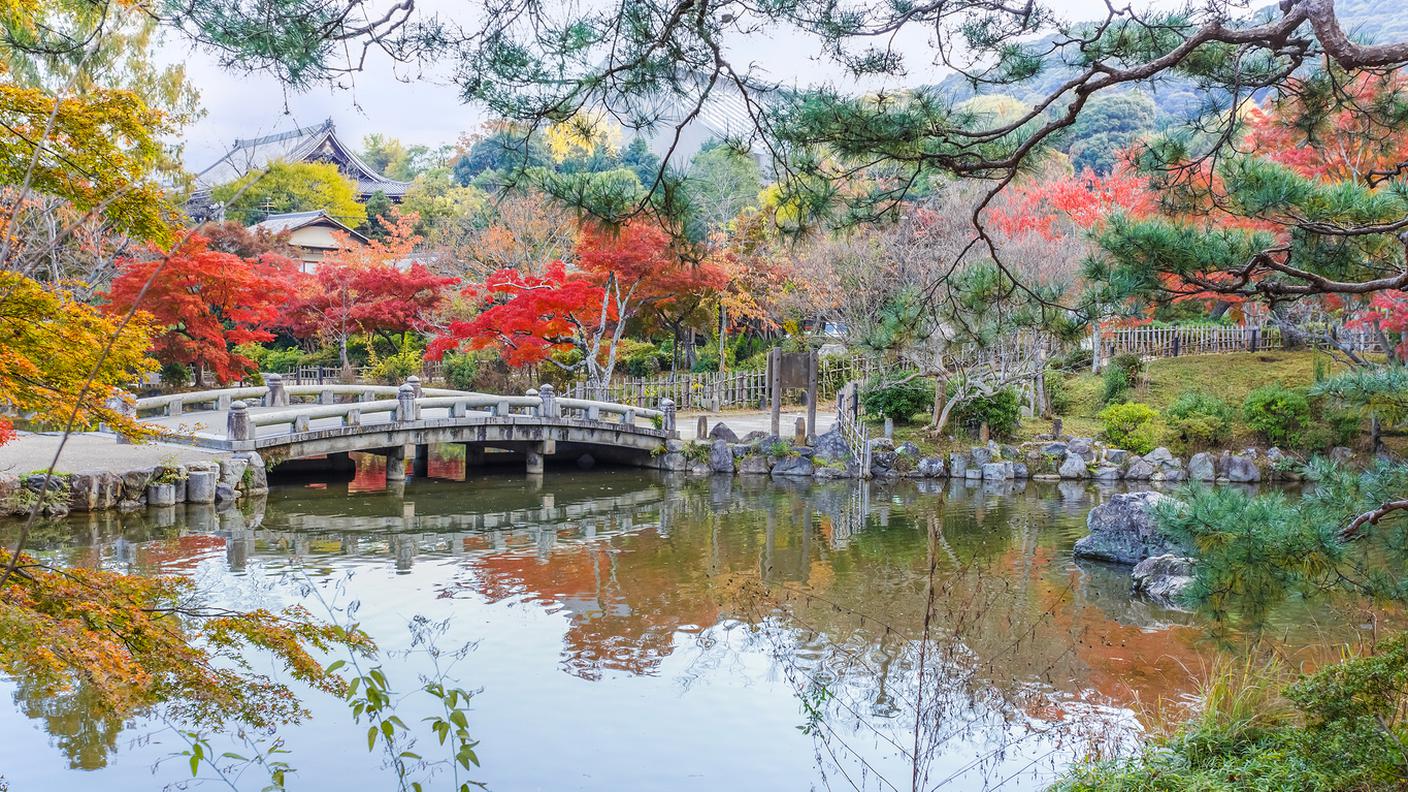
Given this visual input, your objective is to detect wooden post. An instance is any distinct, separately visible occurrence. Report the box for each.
[805,350,818,443]
[769,347,782,437]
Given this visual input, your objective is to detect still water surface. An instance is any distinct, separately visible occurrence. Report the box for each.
[0,452,1386,790]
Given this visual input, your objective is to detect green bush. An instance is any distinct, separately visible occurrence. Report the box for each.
[159,362,192,389]
[1101,352,1143,404]
[1164,390,1236,452]
[262,347,307,373]
[861,374,935,423]
[619,339,668,376]
[1044,368,1073,415]
[951,386,1022,439]
[1243,384,1312,447]
[443,352,479,391]
[368,347,423,385]
[1098,401,1160,454]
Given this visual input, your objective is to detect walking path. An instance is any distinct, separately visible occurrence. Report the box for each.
[678,409,838,440]
[0,432,225,475]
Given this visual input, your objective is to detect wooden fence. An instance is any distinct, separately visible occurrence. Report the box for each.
[1100,324,1382,360]
[561,355,882,411]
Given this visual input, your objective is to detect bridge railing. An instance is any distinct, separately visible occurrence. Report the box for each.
[134,374,471,418]
[224,382,676,442]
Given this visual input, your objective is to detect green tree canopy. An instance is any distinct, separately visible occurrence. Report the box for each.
[212,161,367,227]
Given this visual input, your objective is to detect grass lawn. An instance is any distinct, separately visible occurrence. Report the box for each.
[865,349,1356,456]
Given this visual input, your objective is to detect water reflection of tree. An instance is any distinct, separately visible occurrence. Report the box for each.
[12,678,126,769]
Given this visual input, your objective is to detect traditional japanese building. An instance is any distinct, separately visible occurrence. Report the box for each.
[248,210,368,273]
[188,118,410,221]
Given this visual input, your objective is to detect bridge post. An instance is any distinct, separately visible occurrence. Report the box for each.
[526,388,539,416]
[227,400,252,442]
[263,372,289,407]
[385,445,407,481]
[396,383,417,422]
[526,441,546,474]
[660,398,676,434]
[105,392,137,444]
[539,384,558,418]
[407,375,423,398]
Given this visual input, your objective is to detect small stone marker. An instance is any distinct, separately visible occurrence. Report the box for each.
[794,417,807,446]
[883,417,894,439]
[696,415,708,440]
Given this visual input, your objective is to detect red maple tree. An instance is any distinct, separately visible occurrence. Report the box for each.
[432,219,725,391]
[106,235,299,385]
[280,213,457,368]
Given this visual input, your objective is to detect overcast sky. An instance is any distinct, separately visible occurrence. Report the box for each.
[169,0,1153,170]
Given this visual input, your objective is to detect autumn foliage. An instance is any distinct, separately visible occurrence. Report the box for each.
[106,235,300,384]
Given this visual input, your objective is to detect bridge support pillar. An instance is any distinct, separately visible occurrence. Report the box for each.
[385,445,407,482]
[526,441,546,474]
[412,444,429,477]
[464,445,485,468]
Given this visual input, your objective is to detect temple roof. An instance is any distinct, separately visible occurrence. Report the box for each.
[249,210,369,246]
[194,119,411,199]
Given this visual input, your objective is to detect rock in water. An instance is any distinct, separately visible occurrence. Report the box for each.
[1188,452,1216,481]
[771,456,814,477]
[1225,453,1261,483]
[1073,491,1185,565]
[709,439,735,473]
[1131,554,1197,607]
[1058,452,1088,479]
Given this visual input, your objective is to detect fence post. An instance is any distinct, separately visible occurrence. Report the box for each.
[407,375,423,398]
[660,398,676,435]
[396,383,417,422]
[227,400,252,442]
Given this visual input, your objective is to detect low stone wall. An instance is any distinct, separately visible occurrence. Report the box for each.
[656,422,1326,484]
[0,451,268,517]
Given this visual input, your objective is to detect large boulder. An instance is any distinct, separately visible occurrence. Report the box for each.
[970,445,994,467]
[812,428,855,478]
[1058,452,1088,479]
[1131,554,1197,607]
[1144,447,1185,482]
[1068,437,1097,462]
[1225,452,1261,483]
[708,422,739,443]
[917,457,947,478]
[709,439,735,474]
[1188,452,1216,482]
[949,451,969,479]
[737,454,771,475]
[981,461,1013,480]
[1124,457,1155,481]
[771,456,814,477]
[1093,465,1123,481]
[1073,491,1185,565]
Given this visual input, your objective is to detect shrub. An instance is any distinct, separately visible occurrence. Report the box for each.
[368,347,423,385]
[1243,385,1312,447]
[443,352,478,391]
[159,362,191,388]
[262,347,307,373]
[1164,390,1236,452]
[951,386,1022,439]
[618,339,668,376]
[1098,401,1160,454]
[1101,352,1143,404]
[1044,368,1073,415]
[1052,347,1093,372]
[862,374,935,423]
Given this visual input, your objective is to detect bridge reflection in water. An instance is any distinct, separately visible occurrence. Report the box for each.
[6,460,1392,790]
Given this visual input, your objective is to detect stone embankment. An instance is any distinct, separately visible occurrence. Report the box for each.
[1,450,266,517]
[657,421,1330,485]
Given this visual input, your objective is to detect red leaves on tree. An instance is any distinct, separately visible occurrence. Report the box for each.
[430,261,606,365]
[1245,72,1408,184]
[433,220,725,380]
[106,235,299,384]
[991,166,1157,241]
[1350,290,1408,360]
[279,213,457,361]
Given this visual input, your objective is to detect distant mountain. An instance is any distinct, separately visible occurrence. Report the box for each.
[933,0,1400,120]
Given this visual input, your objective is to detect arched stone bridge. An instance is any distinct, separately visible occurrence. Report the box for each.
[121,373,678,476]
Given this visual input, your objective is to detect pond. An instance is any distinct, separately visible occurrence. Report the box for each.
[0,451,1391,791]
